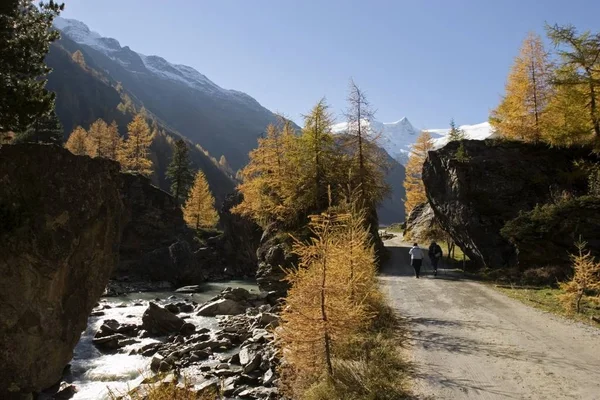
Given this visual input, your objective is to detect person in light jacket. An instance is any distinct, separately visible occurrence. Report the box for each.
[409,242,424,278]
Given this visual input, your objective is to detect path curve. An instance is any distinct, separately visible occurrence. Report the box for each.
[380,235,600,399]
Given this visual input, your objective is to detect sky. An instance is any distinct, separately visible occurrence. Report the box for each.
[60,0,600,129]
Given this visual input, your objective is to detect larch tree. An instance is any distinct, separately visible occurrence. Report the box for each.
[183,170,219,229]
[119,114,154,176]
[0,0,63,135]
[279,208,372,394]
[87,119,109,158]
[546,24,600,141]
[559,240,600,313]
[233,123,289,226]
[105,120,122,161]
[299,99,335,211]
[71,49,85,67]
[490,32,552,142]
[403,130,434,215]
[544,80,591,145]
[64,126,91,156]
[166,139,194,204]
[343,79,389,209]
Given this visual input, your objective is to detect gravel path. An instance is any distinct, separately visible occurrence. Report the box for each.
[380,235,600,399]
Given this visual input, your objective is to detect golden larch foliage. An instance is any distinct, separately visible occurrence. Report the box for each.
[105,120,122,161]
[64,126,91,156]
[559,241,600,313]
[87,119,108,158]
[183,170,219,229]
[279,206,375,395]
[490,32,552,142]
[403,130,434,215]
[119,114,154,176]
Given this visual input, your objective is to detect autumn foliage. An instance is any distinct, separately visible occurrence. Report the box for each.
[403,130,434,216]
[183,170,219,229]
[559,240,600,313]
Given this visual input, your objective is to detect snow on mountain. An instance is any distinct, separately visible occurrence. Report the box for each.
[332,117,443,164]
[428,122,495,148]
[53,17,242,98]
[332,118,494,164]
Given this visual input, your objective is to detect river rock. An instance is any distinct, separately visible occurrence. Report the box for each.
[92,334,128,351]
[142,302,185,336]
[197,299,247,316]
[180,322,196,336]
[175,285,202,293]
[422,139,598,269]
[0,144,125,398]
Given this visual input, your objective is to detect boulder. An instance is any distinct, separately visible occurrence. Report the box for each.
[141,302,185,336]
[404,202,436,241]
[0,144,124,398]
[422,140,597,269]
[197,299,247,317]
[256,224,297,297]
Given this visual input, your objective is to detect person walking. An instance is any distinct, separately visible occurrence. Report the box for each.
[429,241,443,276]
[409,243,424,278]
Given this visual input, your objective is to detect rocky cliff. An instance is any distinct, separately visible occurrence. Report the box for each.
[0,144,125,398]
[422,140,596,269]
[117,173,203,284]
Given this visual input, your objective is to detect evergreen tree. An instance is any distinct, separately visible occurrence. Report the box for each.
[119,114,154,176]
[167,139,194,204]
[546,24,600,140]
[64,126,91,156]
[447,119,465,141]
[0,0,64,134]
[403,131,434,215]
[183,170,219,229]
[13,110,63,144]
[490,32,552,142]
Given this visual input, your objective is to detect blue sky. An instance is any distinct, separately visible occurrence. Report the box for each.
[61,0,600,129]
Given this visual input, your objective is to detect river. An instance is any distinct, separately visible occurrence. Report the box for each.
[67,280,257,400]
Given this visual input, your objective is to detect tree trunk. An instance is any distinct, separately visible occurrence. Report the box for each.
[321,237,333,376]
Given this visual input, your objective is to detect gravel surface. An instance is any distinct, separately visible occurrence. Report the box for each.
[380,236,600,400]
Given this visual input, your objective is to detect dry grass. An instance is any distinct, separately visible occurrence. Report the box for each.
[497,286,600,326]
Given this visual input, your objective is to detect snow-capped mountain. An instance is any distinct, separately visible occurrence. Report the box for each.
[51,17,281,170]
[332,118,494,164]
[53,17,243,99]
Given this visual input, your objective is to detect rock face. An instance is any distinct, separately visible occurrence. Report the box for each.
[404,202,436,242]
[256,224,297,297]
[0,144,125,398]
[117,174,202,284]
[141,302,186,336]
[422,140,596,269]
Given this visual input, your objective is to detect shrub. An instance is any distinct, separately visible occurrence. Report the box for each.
[559,240,600,313]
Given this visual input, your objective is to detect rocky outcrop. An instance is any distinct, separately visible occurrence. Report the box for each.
[141,302,185,336]
[404,202,436,242]
[423,140,596,269]
[256,223,297,297]
[117,174,203,284]
[0,144,125,398]
[217,192,262,277]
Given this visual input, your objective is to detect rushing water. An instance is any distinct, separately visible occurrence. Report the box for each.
[68,281,257,400]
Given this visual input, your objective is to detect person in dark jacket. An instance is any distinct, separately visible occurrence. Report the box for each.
[429,241,443,276]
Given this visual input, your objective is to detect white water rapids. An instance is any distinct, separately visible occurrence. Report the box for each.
[67,281,257,399]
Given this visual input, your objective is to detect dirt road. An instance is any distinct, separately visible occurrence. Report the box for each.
[380,235,600,399]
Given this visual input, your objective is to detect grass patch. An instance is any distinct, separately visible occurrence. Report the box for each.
[496,286,600,326]
[384,223,404,233]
